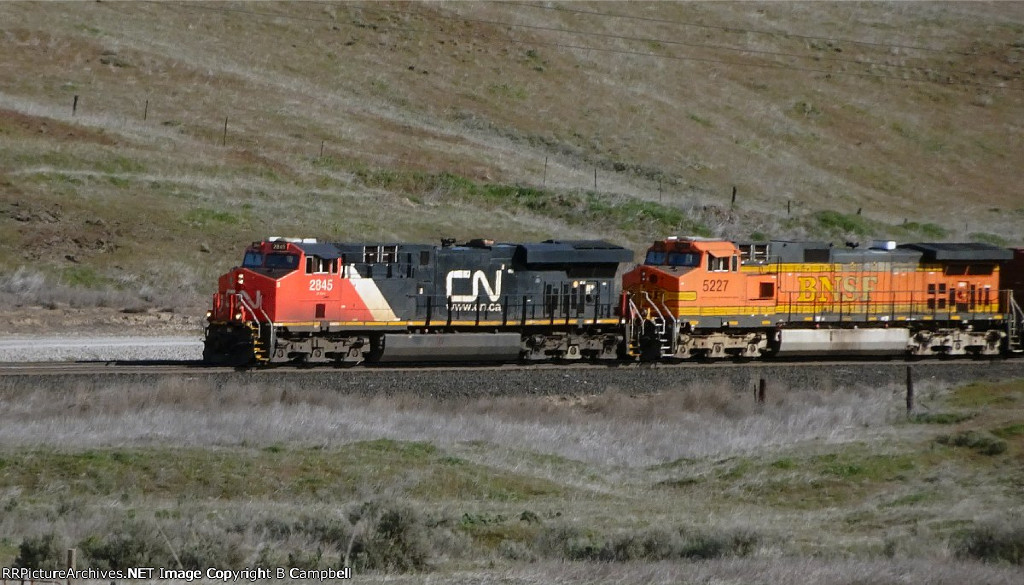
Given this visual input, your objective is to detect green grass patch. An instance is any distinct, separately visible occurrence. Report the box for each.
[61,266,109,288]
[970,232,1009,246]
[900,221,948,239]
[949,380,1024,408]
[991,423,1024,439]
[910,412,975,425]
[95,156,146,174]
[350,169,711,237]
[813,210,875,237]
[0,441,563,503]
[815,453,917,481]
[936,431,1007,456]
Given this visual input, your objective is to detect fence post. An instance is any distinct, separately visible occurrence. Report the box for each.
[72,95,79,116]
[143,99,149,121]
[758,378,766,404]
[222,116,228,146]
[543,155,548,186]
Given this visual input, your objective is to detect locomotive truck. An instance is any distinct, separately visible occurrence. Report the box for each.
[204,236,1024,366]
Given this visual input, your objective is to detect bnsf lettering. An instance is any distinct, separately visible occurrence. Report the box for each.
[446,269,502,303]
[795,275,878,303]
[309,279,333,292]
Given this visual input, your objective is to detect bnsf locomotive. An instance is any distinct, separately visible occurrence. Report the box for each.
[204,236,1024,365]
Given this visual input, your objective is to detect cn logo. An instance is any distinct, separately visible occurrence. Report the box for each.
[446,269,502,303]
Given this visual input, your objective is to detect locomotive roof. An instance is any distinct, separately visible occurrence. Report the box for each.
[897,242,1013,262]
[286,240,632,265]
[514,240,634,265]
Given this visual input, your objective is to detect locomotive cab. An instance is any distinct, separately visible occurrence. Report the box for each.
[623,237,751,318]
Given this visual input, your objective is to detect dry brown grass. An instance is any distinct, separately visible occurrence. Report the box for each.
[0,378,901,465]
[0,377,1021,576]
[1,2,1023,313]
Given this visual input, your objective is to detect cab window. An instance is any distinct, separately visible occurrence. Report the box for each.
[644,251,667,265]
[242,252,264,268]
[265,253,299,270]
[667,252,700,267]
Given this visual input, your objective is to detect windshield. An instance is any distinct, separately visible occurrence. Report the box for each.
[644,251,667,265]
[667,252,700,267]
[265,253,299,270]
[242,252,264,268]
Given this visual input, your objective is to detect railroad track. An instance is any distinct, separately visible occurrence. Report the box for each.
[0,357,1001,376]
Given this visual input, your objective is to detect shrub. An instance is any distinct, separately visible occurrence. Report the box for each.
[955,519,1024,564]
[78,519,174,570]
[533,524,760,562]
[601,527,679,561]
[178,532,245,569]
[346,501,431,573]
[14,533,64,570]
[497,539,536,562]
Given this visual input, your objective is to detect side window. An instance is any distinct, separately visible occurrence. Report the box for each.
[305,256,332,274]
[382,245,397,263]
[707,254,729,272]
[363,246,378,263]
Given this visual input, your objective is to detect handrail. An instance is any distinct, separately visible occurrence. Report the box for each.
[1008,292,1024,351]
[236,290,275,354]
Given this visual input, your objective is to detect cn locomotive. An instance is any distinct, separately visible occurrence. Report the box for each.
[203,238,632,365]
[203,236,1024,366]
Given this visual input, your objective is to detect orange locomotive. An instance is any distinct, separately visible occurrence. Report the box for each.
[622,237,1017,360]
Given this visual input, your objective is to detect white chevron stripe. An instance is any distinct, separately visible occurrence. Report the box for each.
[345,266,399,321]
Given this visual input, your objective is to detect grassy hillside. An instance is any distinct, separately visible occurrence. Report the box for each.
[1,1,1022,312]
[1,377,1022,581]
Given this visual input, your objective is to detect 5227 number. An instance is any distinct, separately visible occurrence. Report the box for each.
[702,279,728,292]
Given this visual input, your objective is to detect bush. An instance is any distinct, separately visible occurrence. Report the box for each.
[601,527,679,561]
[14,533,64,570]
[346,501,432,573]
[78,519,174,570]
[955,519,1024,564]
[178,532,244,569]
[497,539,536,562]
[533,524,760,562]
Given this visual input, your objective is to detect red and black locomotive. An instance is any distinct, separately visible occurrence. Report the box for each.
[204,238,632,365]
[204,235,1024,366]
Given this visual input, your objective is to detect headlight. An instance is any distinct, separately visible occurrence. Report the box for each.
[234,312,242,320]
[237,273,244,284]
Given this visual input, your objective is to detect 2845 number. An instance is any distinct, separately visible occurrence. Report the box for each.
[309,279,333,292]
